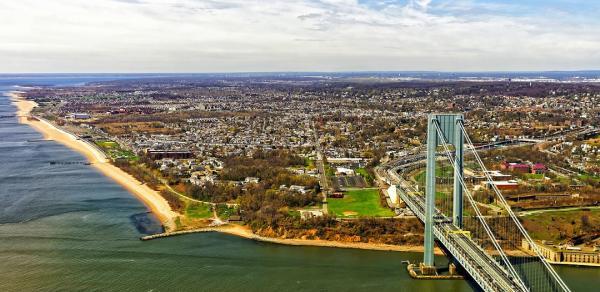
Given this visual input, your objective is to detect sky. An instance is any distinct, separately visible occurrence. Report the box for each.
[1,0,600,73]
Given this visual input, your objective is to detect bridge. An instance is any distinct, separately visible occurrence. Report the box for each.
[378,114,571,292]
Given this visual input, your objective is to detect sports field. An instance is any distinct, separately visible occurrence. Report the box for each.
[328,188,395,218]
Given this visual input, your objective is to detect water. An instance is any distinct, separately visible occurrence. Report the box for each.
[0,75,596,291]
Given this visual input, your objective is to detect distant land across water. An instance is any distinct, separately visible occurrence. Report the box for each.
[2,70,600,82]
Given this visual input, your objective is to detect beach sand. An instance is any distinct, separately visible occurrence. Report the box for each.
[217,224,440,253]
[10,92,177,232]
[142,224,441,254]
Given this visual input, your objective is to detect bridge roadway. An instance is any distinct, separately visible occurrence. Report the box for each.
[377,157,526,292]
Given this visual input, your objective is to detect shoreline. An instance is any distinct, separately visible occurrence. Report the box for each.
[145,224,443,254]
[10,91,178,232]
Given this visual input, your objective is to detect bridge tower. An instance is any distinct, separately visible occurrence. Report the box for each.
[423,113,464,269]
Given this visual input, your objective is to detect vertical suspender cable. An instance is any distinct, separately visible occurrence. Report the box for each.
[434,122,529,292]
[459,122,571,292]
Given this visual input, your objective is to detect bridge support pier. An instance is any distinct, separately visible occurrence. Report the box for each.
[419,263,438,276]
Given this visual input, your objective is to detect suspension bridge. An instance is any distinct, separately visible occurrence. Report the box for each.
[379,114,571,292]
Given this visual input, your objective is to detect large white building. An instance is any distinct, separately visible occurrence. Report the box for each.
[387,185,399,205]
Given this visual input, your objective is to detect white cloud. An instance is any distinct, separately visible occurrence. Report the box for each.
[0,0,599,72]
[413,0,432,11]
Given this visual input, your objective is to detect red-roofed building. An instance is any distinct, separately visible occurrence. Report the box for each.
[509,163,531,173]
[531,163,547,174]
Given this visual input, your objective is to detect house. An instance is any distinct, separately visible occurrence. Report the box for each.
[71,113,91,119]
[485,180,519,191]
[299,209,323,220]
[244,177,260,184]
[336,167,355,176]
[189,171,216,186]
[147,150,194,159]
[289,185,308,194]
[501,161,545,174]
[509,163,531,173]
[531,163,547,174]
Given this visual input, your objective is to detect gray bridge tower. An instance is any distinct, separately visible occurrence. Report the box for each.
[423,113,464,268]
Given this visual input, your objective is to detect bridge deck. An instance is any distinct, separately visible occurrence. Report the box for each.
[387,166,526,292]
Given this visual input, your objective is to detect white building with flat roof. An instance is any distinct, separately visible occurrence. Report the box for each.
[387,185,399,205]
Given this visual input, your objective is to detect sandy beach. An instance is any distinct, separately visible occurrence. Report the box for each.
[142,224,443,254]
[10,92,177,232]
[217,224,441,253]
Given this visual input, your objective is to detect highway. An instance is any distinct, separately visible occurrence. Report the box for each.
[377,154,527,292]
[371,124,589,292]
[404,191,521,291]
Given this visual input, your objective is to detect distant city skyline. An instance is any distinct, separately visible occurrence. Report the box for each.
[2,0,600,73]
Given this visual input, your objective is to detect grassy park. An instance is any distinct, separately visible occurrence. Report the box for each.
[522,173,545,180]
[521,208,600,241]
[95,140,138,161]
[185,202,213,219]
[414,165,454,186]
[328,188,395,218]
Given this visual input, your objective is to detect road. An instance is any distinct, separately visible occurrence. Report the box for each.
[398,185,523,292]
[376,151,528,291]
[372,125,589,292]
[313,121,329,213]
[518,205,600,217]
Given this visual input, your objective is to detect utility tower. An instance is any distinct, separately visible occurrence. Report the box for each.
[423,113,464,270]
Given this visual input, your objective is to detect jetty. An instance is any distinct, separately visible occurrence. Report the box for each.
[48,161,92,165]
[140,228,222,241]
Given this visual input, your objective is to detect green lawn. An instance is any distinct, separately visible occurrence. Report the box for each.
[522,209,600,240]
[185,202,213,219]
[325,164,335,176]
[96,140,118,149]
[355,168,373,181]
[112,149,138,161]
[436,191,450,200]
[305,158,316,169]
[523,173,545,180]
[415,165,454,185]
[328,188,395,218]
[216,204,237,220]
[95,140,138,161]
[579,173,600,182]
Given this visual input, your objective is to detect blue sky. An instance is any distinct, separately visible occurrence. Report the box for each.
[1,0,599,72]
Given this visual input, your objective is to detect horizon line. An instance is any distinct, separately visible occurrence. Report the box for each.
[2,70,600,75]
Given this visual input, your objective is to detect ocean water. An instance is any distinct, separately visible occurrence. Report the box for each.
[0,75,596,291]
